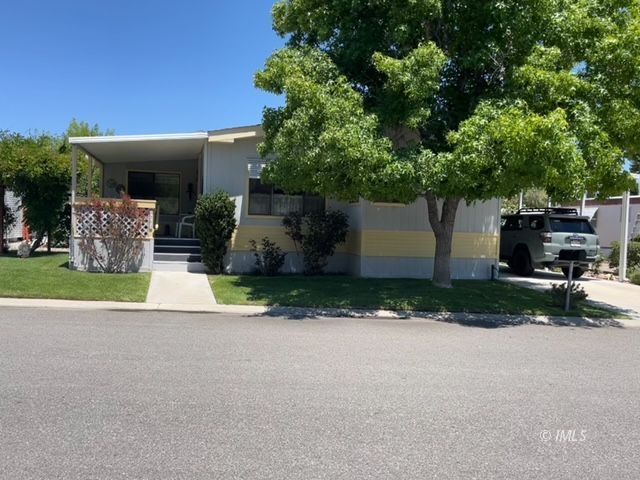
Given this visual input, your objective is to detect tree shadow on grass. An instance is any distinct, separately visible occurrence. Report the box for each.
[225,276,626,329]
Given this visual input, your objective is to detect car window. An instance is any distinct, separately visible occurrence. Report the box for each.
[529,216,544,230]
[502,216,523,231]
[549,218,595,234]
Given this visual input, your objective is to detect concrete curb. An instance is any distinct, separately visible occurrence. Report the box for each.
[0,297,637,328]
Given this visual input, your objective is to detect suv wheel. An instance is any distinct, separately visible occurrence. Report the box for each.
[561,266,584,279]
[511,247,534,276]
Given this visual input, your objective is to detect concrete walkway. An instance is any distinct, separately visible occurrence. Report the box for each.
[146,271,216,306]
[500,267,640,319]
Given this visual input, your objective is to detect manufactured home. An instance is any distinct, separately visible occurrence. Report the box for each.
[69,125,500,278]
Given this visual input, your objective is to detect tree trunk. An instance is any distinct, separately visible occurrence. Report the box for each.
[0,185,5,254]
[425,192,461,288]
[30,232,44,256]
[47,228,51,253]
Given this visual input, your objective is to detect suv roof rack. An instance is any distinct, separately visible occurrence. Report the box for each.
[516,207,578,215]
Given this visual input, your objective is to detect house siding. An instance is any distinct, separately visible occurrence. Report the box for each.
[204,133,500,279]
[4,190,24,241]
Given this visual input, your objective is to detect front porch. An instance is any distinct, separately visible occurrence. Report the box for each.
[68,133,209,272]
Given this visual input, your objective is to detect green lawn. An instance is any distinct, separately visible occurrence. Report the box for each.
[210,275,618,318]
[0,253,150,302]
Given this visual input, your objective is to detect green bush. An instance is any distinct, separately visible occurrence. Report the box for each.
[548,282,589,309]
[195,191,237,274]
[629,268,640,286]
[249,237,286,275]
[609,241,640,270]
[283,210,349,275]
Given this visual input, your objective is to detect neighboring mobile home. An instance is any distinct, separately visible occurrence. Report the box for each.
[69,125,500,278]
[3,190,25,242]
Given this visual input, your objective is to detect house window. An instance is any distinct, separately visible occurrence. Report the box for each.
[248,178,324,216]
[128,171,180,215]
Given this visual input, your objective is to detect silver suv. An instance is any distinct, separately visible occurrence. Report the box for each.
[500,208,600,278]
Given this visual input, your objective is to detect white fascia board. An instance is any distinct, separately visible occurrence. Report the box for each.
[208,131,258,143]
[69,132,208,145]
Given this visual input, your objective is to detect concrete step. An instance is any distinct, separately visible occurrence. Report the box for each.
[154,244,201,254]
[153,252,202,263]
[152,261,207,273]
[155,237,200,247]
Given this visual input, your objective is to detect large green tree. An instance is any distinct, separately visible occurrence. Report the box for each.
[255,0,637,287]
[0,119,112,254]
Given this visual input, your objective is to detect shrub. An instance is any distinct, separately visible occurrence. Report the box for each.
[249,237,286,275]
[548,282,588,309]
[76,197,148,273]
[609,241,640,270]
[283,210,349,275]
[629,268,640,286]
[195,191,237,274]
[592,255,604,275]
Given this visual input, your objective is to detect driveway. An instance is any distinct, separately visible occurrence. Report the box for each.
[500,266,640,318]
[1,308,639,479]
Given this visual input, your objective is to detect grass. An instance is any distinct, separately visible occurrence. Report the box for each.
[0,253,150,302]
[210,275,618,318]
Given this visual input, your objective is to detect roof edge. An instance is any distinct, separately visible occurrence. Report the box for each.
[69,132,208,145]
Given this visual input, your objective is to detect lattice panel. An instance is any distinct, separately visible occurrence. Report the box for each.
[75,208,154,239]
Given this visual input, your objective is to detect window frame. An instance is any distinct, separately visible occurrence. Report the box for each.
[126,170,181,216]
[246,177,325,217]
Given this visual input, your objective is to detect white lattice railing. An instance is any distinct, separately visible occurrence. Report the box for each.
[73,198,157,239]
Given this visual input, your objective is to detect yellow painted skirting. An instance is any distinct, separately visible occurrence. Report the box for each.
[230,225,498,259]
[361,230,498,258]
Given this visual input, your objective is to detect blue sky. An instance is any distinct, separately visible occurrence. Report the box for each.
[0,0,285,136]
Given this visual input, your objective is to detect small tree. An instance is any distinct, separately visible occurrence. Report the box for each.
[283,210,349,275]
[76,197,148,273]
[195,191,237,274]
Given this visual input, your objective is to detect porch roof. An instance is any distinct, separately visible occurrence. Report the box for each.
[68,132,208,164]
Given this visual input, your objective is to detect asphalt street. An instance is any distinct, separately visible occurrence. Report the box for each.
[1,308,639,479]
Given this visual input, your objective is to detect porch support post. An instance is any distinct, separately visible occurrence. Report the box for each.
[619,190,631,282]
[70,145,78,268]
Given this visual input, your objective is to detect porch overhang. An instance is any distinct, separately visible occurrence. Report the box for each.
[208,125,264,144]
[69,132,208,164]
